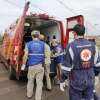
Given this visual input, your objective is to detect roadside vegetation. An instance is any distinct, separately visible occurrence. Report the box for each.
[0,34,3,45]
[96,36,100,50]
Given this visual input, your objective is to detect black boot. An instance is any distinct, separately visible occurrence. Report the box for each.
[94,93,99,100]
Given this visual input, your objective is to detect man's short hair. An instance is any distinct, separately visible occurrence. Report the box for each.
[73,24,85,36]
[31,30,40,38]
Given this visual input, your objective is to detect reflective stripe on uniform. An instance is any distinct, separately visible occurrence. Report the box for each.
[94,46,99,65]
[69,47,74,60]
[61,65,72,71]
[54,52,64,57]
[76,44,92,48]
[95,62,100,67]
[28,53,44,56]
[61,46,74,72]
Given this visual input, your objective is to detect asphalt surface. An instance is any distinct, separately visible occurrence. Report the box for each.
[0,62,100,100]
[0,63,68,100]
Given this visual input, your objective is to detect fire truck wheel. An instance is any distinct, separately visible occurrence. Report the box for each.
[9,65,16,80]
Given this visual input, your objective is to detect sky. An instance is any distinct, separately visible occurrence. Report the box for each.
[0,0,100,35]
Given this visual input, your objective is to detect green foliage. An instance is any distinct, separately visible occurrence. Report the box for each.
[96,37,100,50]
[0,34,3,45]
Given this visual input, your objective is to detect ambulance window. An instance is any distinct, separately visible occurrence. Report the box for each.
[68,31,75,43]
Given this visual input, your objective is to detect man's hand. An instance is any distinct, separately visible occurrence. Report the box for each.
[21,64,26,71]
[60,82,65,92]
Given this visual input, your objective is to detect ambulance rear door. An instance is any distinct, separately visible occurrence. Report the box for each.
[66,15,84,47]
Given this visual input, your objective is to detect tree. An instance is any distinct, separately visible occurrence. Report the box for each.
[0,33,3,45]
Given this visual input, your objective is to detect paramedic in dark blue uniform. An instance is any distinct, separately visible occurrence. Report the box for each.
[88,38,100,100]
[60,24,100,100]
[88,38,100,77]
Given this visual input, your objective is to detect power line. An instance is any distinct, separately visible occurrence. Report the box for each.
[4,0,67,20]
[4,0,100,34]
[31,3,48,14]
[3,0,62,20]
[30,3,62,20]
[55,0,77,15]
[0,14,18,17]
[4,0,22,9]
[86,21,100,34]
[55,0,100,34]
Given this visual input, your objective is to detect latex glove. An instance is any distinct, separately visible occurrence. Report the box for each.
[60,82,65,92]
[21,64,26,71]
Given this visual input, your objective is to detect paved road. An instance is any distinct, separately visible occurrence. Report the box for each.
[0,62,100,100]
[0,63,67,100]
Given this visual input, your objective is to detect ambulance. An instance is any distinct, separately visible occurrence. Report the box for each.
[1,2,84,80]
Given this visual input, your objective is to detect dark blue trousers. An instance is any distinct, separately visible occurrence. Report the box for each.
[69,86,94,100]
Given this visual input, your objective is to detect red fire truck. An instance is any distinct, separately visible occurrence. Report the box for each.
[1,2,84,80]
